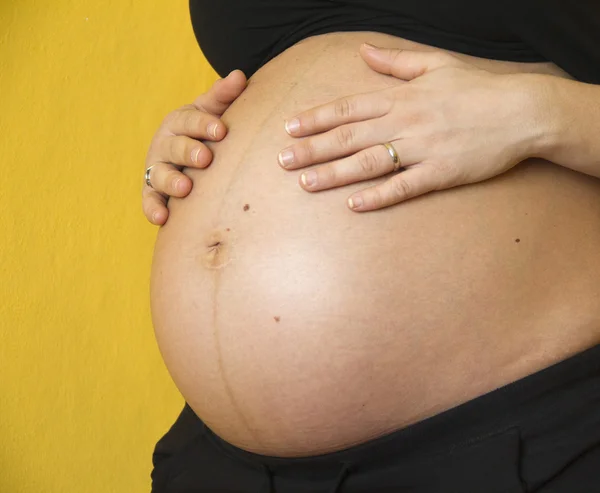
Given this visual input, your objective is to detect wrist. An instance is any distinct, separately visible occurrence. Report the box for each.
[510,73,566,162]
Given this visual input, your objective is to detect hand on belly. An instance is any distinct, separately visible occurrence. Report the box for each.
[279,44,547,212]
[150,32,600,456]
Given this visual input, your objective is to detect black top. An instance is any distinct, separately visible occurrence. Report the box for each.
[189,0,600,84]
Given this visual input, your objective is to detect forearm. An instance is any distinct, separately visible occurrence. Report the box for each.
[523,73,600,177]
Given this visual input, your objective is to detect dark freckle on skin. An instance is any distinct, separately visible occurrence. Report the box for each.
[243,204,250,211]
[226,228,230,232]
[274,316,281,323]
[515,238,521,243]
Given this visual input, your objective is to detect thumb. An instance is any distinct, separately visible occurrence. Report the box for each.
[193,69,247,115]
[359,44,463,80]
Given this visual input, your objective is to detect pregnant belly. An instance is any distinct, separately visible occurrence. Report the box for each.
[150,32,600,456]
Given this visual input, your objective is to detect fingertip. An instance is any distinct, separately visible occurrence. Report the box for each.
[206,122,221,140]
[348,195,364,211]
[175,176,193,195]
[299,172,317,191]
[231,69,247,81]
[284,118,300,135]
[214,123,228,140]
[361,42,379,52]
[359,44,389,68]
[228,70,248,93]
[192,146,202,163]
[215,70,247,103]
[152,208,168,225]
[223,69,247,85]
[193,146,214,168]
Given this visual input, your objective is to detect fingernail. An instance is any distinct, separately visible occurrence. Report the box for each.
[152,211,159,223]
[301,171,317,187]
[348,195,363,209]
[278,149,295,168]
[192,147,201,163]
[208,123,219,139]
[363,43,378,50]
[174,178,184,193]
[285,118,300,134]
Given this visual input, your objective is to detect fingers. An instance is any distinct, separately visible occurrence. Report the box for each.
[284,90,391,137]
[359,44,464,80]
[163,135,214,169]
[163,71,247,141]
[347,164,440,212]
[142,186,169,225]
[278,118,390,170]
[193,69,247,116]
[298,142,419,192]
[143,71,247,226]
[145,162,192,198]
[165,106,226,141]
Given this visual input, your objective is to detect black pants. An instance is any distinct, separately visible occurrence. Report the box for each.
[151,343,600,493]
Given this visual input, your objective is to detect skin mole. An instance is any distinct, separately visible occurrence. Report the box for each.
[274,316,281,323]
[243,204,250,211]
[515,238,521,243]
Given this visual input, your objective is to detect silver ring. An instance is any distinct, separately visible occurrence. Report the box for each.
[382,142,402,172]
[144,165,155,188]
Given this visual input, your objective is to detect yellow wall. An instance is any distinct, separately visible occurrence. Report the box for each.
[0,2,218,491]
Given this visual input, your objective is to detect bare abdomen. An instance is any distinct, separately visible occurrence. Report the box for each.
[150,32,600,456]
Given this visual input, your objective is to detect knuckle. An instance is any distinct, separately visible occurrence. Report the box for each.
[406,113,420,126]
[301,140,316,162]
[334,98,353,119]
[370,188,384,208]
[431,155,454,175]
[391,176,412,198]
[322,164,337,183]
[382,88,398,112]
[357,149,379,174]
[182,111,198,135]
[149,166,164,191]
[161,109,180,128]
[404,109,427,126]
[335,125,355,149]
[433,160,459,187]
[161,113,173,127]
[391,49,404,68]
[307,112,319,130]
[435,159,453,175]
[168,137,181,163]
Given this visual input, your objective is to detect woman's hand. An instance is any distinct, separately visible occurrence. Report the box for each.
[279,44,542,211]
[143,70,247,224]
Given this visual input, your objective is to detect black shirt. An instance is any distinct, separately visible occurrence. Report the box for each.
[190,0,600,84]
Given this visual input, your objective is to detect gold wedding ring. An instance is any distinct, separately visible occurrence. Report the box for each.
[382,142,402,172]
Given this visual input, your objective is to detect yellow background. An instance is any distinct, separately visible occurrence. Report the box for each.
[0,2,218,491]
